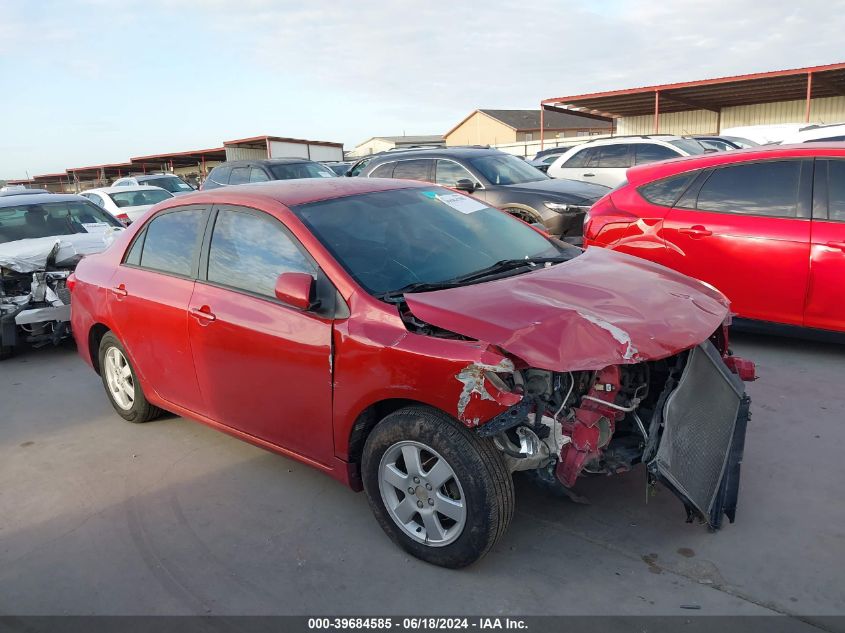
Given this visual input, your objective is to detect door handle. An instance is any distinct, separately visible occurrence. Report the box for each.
[582,173,595,177]
[110,284,128,298]
[189,306,216,322]
[678,225,713,238]
[826,241,845,251]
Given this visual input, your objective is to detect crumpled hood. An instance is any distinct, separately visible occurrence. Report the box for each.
[404,248,729,372]
[502,178,610,203]
[0,229,122,273]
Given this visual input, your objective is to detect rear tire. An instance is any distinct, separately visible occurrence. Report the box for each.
[98,332,162,423]
[362,406,514,568]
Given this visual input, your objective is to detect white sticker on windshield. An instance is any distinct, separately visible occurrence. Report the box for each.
[436,192,487,214]
[81,222,112,233]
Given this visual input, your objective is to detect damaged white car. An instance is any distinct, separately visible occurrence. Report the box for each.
[0,193,123,359]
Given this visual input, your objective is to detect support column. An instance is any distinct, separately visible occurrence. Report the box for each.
[540,105,545,150]
[805,72,813,122]
[653,90,660,134]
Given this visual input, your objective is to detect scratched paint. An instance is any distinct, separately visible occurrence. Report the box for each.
[455,358,515,419]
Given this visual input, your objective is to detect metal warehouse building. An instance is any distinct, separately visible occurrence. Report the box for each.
[539,62,845,144]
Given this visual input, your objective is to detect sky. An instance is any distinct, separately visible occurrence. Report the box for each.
[1,0,844,178]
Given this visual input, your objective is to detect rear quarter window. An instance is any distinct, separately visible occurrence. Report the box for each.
[638,172,697,206]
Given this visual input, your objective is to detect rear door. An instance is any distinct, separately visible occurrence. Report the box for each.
[804,159,845,331]
[661,159,811,326]
[186,204,336,464]
[108,205,210,412]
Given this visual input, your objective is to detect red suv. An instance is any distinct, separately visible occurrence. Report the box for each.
[70,178,753,568]
[584,143,845,332]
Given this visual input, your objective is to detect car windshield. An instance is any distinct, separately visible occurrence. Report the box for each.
[292,187,575,296]
[468,154,548,185]
[107,189,173,208]
[143,176,194,193]
[668,139,707,155]
[0,199,123,244]
[270,162,337,180]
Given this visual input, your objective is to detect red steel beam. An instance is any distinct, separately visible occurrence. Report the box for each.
[805,72,813,122]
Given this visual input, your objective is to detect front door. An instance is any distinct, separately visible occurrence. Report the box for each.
[805,159,845,331]
[661,159,811,326]
[187,205,335,465]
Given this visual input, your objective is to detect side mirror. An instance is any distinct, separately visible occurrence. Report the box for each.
[274,272,315,310]
[454,178,476,193]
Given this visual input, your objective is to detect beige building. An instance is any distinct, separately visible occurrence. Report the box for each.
[348,135,445,157]
[444,109,613,146]
[540,62,845,140]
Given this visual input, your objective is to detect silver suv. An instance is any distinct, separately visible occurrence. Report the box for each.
[546,135,707,187]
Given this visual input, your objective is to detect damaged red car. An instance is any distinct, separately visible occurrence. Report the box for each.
[70,178,754,568]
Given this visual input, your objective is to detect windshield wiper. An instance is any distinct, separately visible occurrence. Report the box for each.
[452,256,570,283]
[378,257,570,302]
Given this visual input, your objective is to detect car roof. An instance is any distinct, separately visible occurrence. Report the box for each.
[0,193,86,208]
[625,142,845,184]
[360,147,505,166]
[83,185,167,193]
[154,177,430,211]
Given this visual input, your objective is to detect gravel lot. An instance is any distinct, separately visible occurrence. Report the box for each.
[1,331,843,622]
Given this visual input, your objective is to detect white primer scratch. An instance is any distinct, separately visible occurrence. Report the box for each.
[582,314,639,361]
[455,358,515,419]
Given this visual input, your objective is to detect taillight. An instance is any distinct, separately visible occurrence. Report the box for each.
[116,213,131,225]
[583,194,637,245]
[66,273,77,292]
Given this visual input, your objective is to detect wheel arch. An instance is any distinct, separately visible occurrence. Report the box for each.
[88,322,111,374]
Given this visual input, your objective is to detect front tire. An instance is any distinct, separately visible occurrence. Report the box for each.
[362,406,514,568]
[98,332,162,423]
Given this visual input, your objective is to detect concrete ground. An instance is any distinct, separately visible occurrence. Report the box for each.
[1,332,843,622]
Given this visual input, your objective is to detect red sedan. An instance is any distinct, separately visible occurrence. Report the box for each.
[70,178,753,568]
[584,143,845,332]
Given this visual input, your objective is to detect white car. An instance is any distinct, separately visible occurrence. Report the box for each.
[779,123,845,144]
[719,124,810,145]
[111,173,195,195]
[79,186,173,224]
[546,136,706,187]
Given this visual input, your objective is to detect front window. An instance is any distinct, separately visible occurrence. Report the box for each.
[292,187,574,296]
[269,162,337,180]
[108,189,173,208]
[668,139,707,155]
[468,154,548,185]
[0,199,123,244]
[143,176,194,193]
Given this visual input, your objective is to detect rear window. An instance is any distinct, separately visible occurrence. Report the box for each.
[0,199,123,244]
[590,144,632,168]
[668,139,707,155]
[144,176,193,193]
[638,172,697,206]
[269,162,336,180]
[108,189,172,208]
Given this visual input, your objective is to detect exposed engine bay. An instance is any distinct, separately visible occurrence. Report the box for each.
[476,340,751,530]
[0,267,74,354]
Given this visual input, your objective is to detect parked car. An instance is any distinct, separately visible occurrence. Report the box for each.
[694,135,759,150]
[323,161,354,176]
[779,123,845,144]
[0,188,52,197]
[112,174,195,195]
[546,136,707,187]
[201,159,337,190]
[719,124,809,145]
[357,147,609,239]
[528,149,569,173]
[583,143,845,333]
[80,186,173,224]
[70,178,753,568]
[0,193,123,359]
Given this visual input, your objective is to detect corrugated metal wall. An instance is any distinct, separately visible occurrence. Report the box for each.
[224,147,266,161]
[617,96,845,135]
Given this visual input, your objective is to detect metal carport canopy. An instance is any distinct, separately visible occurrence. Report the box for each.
[540,62,845,141]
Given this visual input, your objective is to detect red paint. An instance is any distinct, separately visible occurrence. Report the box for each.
[274,272,313,310]
[405,247,729,372]
[556,366,623,487]
[584,143,845,333]
[71,177,743,493]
